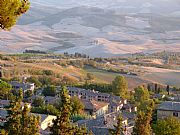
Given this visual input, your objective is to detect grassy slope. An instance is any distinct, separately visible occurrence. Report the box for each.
[84,66,150,90]
[1,58,179,89]
[144,72,180,87]
[0,59,86,80]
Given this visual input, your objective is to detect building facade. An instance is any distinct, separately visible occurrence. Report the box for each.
[157,101,180,119]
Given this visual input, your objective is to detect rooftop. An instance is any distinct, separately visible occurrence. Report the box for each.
[157,101,180,112]
[9,81,35,91]
[82,100,109,111]
[77,112,128,128]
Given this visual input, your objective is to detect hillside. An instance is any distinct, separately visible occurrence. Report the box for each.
[0,0,180,57]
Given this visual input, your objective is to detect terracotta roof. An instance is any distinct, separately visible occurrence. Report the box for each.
[82,100,109,111]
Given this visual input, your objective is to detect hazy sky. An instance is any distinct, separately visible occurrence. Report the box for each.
[31,0,180,15]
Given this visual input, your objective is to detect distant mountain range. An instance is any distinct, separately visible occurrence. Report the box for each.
[0,0,180,57]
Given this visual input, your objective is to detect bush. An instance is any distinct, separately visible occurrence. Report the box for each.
[71,114,91,122]
[32,97,45,107]
[31,105,60,115]
[42,70,54,76]
[43,85,56,96]
[27,76,42,87]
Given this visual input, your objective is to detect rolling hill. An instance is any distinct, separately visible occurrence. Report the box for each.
[0,0,180,57]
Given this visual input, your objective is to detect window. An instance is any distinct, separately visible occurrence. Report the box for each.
[173,112,179,117]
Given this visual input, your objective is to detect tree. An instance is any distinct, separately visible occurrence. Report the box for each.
[166,85,170,95]
[74,126,88,135]
[71,96,84,115]
[26,76,42,87]
[109,115,124,135]
[0,79,12,99]
[157,87,161,94]
[42,70,54,76]
[0,0,30,30]
[5,100,40,135]
[133,108,152,135]
[50,86,88,135]
[0,129,7,135]
[24,90,33,98]
[155,83,158,93]
[50,86,73,135]
[147,84,151,91]
[43,85,56,97]
[134,86,149,103]
[153,117,180,135]
[112,76,128,98]
[86,73,95,81]
[32,97,45,107]
[0,70,3,78]
[0,54,3,60]
[61,76,78,86]
[138,99,154,112]
[31,104,60,116]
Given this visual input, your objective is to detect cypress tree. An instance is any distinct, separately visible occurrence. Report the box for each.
[50,86,74,135]
[133,107,152,135]
[50,86,89,135]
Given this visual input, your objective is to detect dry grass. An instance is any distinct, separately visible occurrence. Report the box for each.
[0,59,86,80]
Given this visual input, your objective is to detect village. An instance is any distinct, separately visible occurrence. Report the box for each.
[1,77,180,135]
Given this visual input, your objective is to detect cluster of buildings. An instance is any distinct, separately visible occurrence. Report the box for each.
[0,81,137,134]
[68,87,137,116]
[1,81,180,135]
[67,87,137,135]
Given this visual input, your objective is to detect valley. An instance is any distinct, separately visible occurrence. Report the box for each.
[0,0,179,57]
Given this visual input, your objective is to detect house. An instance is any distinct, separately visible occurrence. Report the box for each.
[157,101,180,119]
[68,87,124,104]
[108,101,123,113]
[167,95,180,102]
[27,95,60,105]
[82,100,109,117]
[44,96,60,105]
[68,87,128,114]
[68,87,110,102]
[0,109,8,126]
[32,114,57,131]
[77,112,131,135]
[0,100,31,109]
[0,110,57,132]
[27,95,44,103]
[152,94,166,99]
[10,81,35,93]
[121,111,136,127]
[0,100,10,108]
[122,103,137,113]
